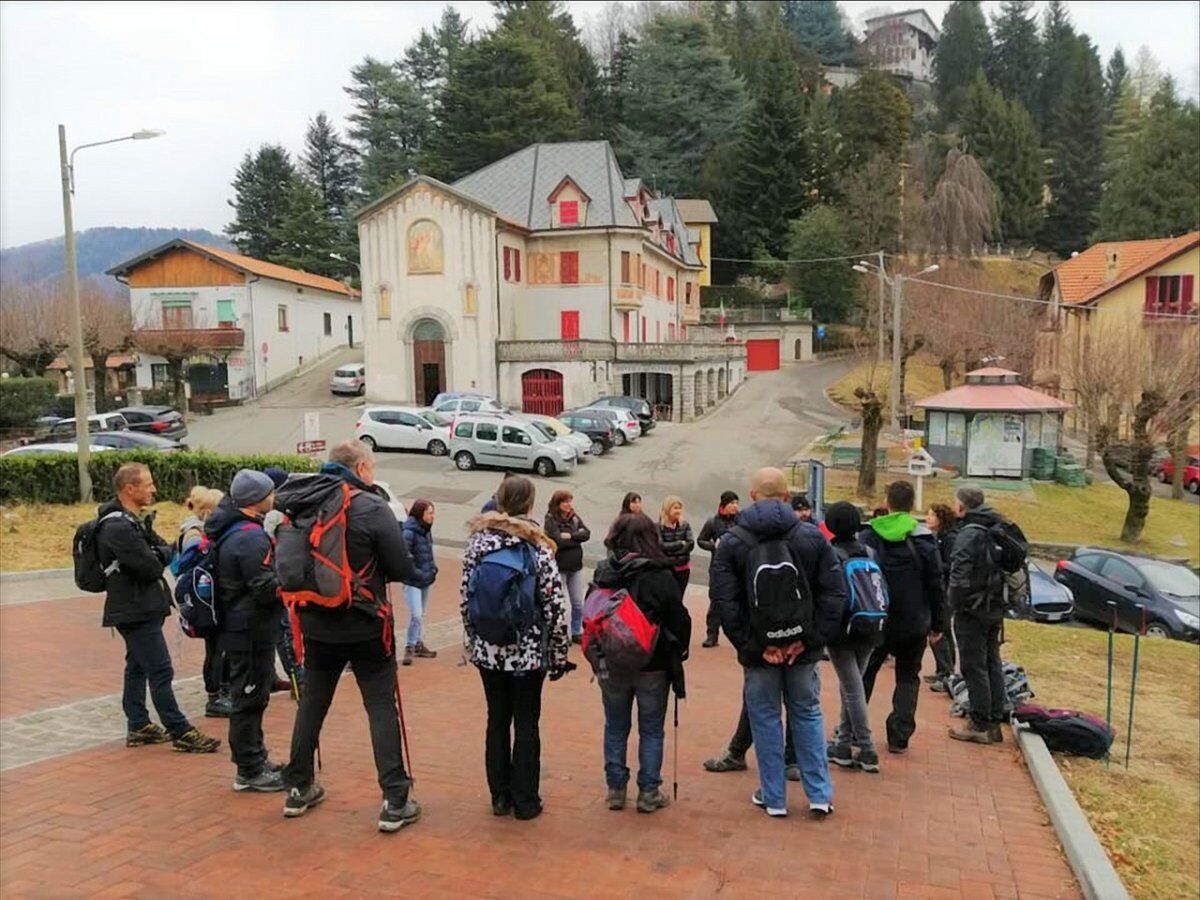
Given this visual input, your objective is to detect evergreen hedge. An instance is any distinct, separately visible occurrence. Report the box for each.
[0,450,318,504]
[0,378,57,429]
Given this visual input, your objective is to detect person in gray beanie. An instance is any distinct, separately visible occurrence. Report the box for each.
[260,467,303,699]
[205,468,285,792]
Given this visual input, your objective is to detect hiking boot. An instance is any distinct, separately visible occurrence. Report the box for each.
[856,749,880,773]
[809,802,835,819]
[379,798,422,832]
[887,741,908,754]
[205,693,232,718]
[922,674,942,684]
[413,642,438,659]
[949,723,993,744]
[171,728,220,753]
[492,795,513,816]
[234,768,286,793]
[402,646,415,667]
[513,799,543,821]
[930,679,949,693]
[827,744,855,768]
[284,782,326,818]
[785,764,803,781]
[751,789,787,818]
[636,788,670,814]
[126,723,172,747]
[701,634,719,648]
[703,751,747,772]
[988,724,1004,744]
[607,786,627,810]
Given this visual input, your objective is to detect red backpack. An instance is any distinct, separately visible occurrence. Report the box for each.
[581,586,658,682]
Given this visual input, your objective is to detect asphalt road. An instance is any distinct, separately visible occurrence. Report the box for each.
[186,353,854,544]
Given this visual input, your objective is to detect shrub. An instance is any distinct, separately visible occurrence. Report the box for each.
[140,387,175,407]
[0,378,57,429]
[0,450,318,504]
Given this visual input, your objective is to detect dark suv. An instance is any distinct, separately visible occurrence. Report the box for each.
[118,406,188,442]
[590,396,655,433]
[558,412,616,454]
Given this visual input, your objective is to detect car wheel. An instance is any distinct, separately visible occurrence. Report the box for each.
[1188,479,1200,495]
[454,451,475,471]
[1145,622,1171,639]
[534,457,555,477]
[590,439,606,457]
[359,435,377,450]
[614,430,626,446]
[358,384,366,396]
[427,439,447,457]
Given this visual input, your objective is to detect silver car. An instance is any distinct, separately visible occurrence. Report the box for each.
[450,414,576,477]
[330,363,366,396]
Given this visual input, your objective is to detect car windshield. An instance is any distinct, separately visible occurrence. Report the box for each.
[529,422,557,442]
[334,368,359,377]
[419,410,450,427]
[1137,560,1200,600]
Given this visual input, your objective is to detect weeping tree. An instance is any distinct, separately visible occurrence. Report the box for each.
[926,148,998,255]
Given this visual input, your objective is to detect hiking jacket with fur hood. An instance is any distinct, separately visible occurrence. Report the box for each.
[460,512,570,673]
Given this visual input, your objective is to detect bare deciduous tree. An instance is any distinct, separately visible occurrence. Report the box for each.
[80,280,132,411]
[0,283,67,376]
[133,330,207,413]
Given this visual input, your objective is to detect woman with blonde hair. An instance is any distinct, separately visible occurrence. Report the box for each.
[177,486,229,718]
[658,496,695,596]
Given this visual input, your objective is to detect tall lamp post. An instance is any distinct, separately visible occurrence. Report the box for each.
[58,126,164,501]
[852,259,939,432]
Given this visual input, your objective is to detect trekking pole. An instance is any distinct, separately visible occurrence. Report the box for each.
[672,693,680,802]
[1125,605,1145,770]
[395,668,415,788]
[1105,601,1117,768]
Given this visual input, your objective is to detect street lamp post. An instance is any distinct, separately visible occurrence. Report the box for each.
[58,125,164,501]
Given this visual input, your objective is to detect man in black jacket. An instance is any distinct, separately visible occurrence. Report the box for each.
[280,441,418,833]
[711,468,845,818]
[859,481,945,754]
[208,469,284,792]
[697,490,739,647]
[948,487,1008,745]
[98,463,220,753]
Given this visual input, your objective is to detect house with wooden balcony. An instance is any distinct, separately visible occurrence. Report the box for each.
[107,240,361,402]
[355,140,744,420]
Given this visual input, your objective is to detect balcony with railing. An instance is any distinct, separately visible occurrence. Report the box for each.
[615,342,746,363]
[134,328,246,351]
[495,340,615,363]
[495,339,746,365]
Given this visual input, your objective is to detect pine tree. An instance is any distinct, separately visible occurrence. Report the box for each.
[986,0,1040,115]
[1129,46,1163,108]
[432,30,581,181]
[268,179,342,277]
[615,15,746,198]
[933,0,992,128]
[403,7,468,97]
[1036,0,1074,133]
[302,113,358,219]
[225,145,296,260]
[835,69,913,166]
[1094,79,1200,241]
[596,29,636,141]
[1041,35,1105,255]
[781,0,855,65]
[961,76,1043,242]
[787,205,854,322]
[345,57,430,200]
[1104,46,1128,121]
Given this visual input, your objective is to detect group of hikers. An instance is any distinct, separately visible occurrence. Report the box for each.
[85,440,1023,832]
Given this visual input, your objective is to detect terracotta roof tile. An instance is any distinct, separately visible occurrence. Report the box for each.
[181,242,358,297]
[1054,232,1199,306]
[916,383,1074,412]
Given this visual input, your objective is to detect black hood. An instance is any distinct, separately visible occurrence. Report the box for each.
[961,505,1003,529]
[594,551,662,588]
[738,499,798,539]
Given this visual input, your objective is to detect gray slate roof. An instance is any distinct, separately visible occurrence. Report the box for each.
[453,141,639,230]
[647,197,702,267]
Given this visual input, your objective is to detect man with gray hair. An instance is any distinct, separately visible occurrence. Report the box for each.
[947,486,1008,745]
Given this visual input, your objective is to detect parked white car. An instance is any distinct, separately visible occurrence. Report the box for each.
[330,363,366,396]
[450,414,576,477]
[432,395,506,417]
[576,406,641,445]
[47,412,129,438]
[519,413,595,460]
[355,407,451,456]
[3,443,114,457]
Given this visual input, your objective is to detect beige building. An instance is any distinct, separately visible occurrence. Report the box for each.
[355,141,745,420]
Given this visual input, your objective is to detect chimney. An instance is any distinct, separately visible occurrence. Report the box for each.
[1105,248,1120,281]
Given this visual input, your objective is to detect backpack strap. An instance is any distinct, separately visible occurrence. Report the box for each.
[903,537,922,572]
[729,525,758,548]
[96,510,137,577]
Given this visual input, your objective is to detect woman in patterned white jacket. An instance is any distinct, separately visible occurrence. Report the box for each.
[460,475,570,821]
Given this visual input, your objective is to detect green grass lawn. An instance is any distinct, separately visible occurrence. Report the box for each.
[1005,619,1199,899]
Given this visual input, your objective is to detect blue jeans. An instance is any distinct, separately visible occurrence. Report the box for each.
[561,569,586,637]
[600,671,669,790]
[743,662,832,810]
[403,584,431,646]
[116,617,190,735]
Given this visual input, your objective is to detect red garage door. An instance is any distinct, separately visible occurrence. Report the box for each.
[746,339,780,371]
[521,369,564,416]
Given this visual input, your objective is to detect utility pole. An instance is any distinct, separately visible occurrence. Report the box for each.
[59,124,92,502]
[890,273,903,432]
[876,249,886,363]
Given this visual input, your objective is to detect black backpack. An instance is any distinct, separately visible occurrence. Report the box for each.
[72,511,130,593]
[1013,704,1113,759]
[730,526,814,648]
[968,520,1028,574]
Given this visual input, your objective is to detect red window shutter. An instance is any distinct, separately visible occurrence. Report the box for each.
[1144,276,1159,318]
[515,250,521,282]
[1182,274,1195,316]
[641,317,647,342]
[559,201,579,226]
[623,312,630,342]
[667,277,675,302]
[561,310,579,341]
[669,323,676,341]
[561,251,579,284]
[503,247,511,281]
[621,251,631,284]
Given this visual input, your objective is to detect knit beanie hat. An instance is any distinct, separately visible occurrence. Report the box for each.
[230,469,275,506]
[824,501,862,542]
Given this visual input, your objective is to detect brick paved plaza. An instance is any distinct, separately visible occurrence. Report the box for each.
[0,552,1080,899]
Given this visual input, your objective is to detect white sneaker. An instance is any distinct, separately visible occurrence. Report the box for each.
[809,802,834,819]
[751,789,788,817]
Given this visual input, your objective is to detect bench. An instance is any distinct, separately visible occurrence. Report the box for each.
[830,447,888,469]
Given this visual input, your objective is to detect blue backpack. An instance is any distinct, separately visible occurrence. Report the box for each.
[839,549,890,639]
[466,543,539,645]
[171,524,254,638]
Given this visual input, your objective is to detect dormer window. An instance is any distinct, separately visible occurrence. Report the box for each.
[559,200,579,226]
[548,176,589,228]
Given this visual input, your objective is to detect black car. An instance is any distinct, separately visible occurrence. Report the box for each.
[558,412,616,454]
[1009,562,1075,623]
[118,406,188,442]
[590,396,655,433]
[87,431,186,452]
[1054,548,1200,641]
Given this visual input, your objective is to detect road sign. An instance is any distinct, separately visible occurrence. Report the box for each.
[816,325,827,339]
[296,440,326,455]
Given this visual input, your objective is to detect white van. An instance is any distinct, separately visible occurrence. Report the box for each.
[449,414,577,477]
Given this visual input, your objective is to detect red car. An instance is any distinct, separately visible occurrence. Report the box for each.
[1157,450,1200,494]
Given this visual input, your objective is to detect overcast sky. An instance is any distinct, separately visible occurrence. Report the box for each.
[2,0,1197,249]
